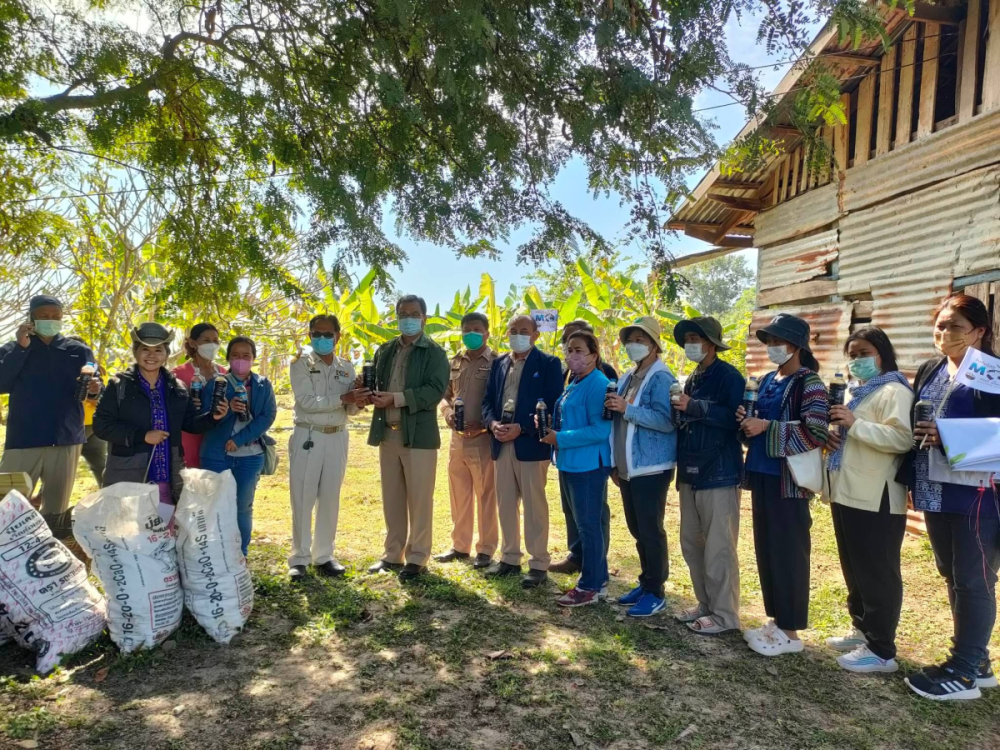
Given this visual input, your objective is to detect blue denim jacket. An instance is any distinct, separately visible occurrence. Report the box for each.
[677,358,745,489]
[553,368,612,473]
[609,359,677,477]
[200,372,277,462]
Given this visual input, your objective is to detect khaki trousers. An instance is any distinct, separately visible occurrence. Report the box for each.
[495,444,550,570]
[447,433,498,556]
[0,445,83,515]
[379,430,437,566]
[678,483,742,630]
[288,426,349,567]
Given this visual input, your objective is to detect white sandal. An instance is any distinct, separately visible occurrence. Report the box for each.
[674,606,704,624]
[687,615,737,636]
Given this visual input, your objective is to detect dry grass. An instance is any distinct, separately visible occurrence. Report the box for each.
[1,398,999,750]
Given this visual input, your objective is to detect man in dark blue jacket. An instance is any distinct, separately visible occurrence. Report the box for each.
[482,314,563,588]
[0,295,100,537]
[671,316,746,636]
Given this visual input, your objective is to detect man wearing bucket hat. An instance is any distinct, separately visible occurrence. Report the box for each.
[670,317,746,635]
[0,295,101,539]
[603,316,678,617]
[94,323,229,523]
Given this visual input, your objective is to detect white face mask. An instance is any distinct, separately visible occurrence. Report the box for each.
[684,343,706,363]
[767,345,793,366]
[509,334,532,354]
[625,342,650,362]
[197,342,220,361]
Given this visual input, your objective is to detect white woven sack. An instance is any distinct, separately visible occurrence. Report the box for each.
[0,491,106,673]
[73,483,183,653]
[175,469,253,644]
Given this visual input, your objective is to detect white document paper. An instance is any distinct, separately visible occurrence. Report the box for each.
[936,418,1000,477]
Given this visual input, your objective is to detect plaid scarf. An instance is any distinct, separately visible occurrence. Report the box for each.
[827,371,911,471]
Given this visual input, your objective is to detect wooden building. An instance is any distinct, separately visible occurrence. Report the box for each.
[670,0,1000,380]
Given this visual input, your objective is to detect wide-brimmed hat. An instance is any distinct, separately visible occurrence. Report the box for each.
[673,316,730,351]
[130,322,175,348]
[619,316,663,348]
[754,313,812,352]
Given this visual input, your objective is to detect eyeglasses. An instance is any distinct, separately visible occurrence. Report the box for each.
[310,332,336,339]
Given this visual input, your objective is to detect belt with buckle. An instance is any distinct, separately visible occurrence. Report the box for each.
[459,429,488,437]
[295,422,345,434]
[388,423,402,430]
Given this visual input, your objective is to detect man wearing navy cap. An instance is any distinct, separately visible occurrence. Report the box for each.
[0,296,100,538]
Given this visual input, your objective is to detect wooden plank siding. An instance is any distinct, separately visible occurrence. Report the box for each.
[917,27,941,138]
[789,147,801,198]
[835,94,850,173]
[958,1,980,121]
[876,46,898,156]
[897,25,918,146]
[854,75,876,167]
[985,0,1000,111]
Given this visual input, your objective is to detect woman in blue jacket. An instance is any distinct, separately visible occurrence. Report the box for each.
[604,317,677,618]
[540,330,612,608]
[201,336,277,557]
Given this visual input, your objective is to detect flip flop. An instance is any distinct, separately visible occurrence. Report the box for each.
[687,616,738,636]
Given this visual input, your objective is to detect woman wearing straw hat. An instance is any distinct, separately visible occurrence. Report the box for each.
[736,313,828,657]
[94,323,229,524]
[604,316,678,618]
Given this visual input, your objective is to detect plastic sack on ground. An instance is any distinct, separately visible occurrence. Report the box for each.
[73,483,183,653]
[175,469,253,644]
[0,491,106,673]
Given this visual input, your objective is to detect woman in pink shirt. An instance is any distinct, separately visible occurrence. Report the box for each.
[172,322,227,468]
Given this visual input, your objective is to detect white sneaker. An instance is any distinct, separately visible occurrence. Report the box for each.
[826,627,866,653]
[747,627,805,657]
[837,644,898,674]
[743,619,776,643]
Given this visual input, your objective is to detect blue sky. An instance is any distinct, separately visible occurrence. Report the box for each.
[360,11,815,311]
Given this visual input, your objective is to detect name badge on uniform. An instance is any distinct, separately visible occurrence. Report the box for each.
[309,369,321,374]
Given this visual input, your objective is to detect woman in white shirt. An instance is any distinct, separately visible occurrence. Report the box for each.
[823,327,913,674]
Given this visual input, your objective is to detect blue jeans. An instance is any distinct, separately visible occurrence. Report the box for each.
[562,477,611,567]
[559,468,609,592]
[201,453,265,557]
[924,511,1000,678]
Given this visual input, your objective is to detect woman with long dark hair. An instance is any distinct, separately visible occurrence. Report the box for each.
[824,327,913,674]
[172,322,227,467]
[902,294,1000,701]
[737,313,828,657]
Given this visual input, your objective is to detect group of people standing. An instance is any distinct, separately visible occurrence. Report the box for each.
[0,291,996,702]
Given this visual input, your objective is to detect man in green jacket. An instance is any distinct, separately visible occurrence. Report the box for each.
[367,295,450,581]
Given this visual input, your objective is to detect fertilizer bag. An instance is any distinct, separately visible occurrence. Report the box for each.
[73,483,183,653]
[0,491,106,673]
[175,469,253,644]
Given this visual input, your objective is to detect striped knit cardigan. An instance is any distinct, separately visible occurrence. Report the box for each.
[741,367,830,499]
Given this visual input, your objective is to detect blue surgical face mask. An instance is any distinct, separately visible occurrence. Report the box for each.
[33,319,63,338]
[509,334,532,354]
[311,336,335,356]
[848,356,880,382]
[462,332,485,350]
[399,317,423,337]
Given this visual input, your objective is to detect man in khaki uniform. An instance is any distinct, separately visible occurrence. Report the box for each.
[481,315,564,588]
[366,295,450,581]
[436,312,497,568]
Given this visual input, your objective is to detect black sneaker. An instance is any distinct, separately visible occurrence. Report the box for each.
[521,569,548,589]
[316,560,346,577]
[485,562,521,578]
[288,565,307,582]
[977,660,998,689]
[905,665,982,701]
[433,549,471,562]
[473,553,493,569]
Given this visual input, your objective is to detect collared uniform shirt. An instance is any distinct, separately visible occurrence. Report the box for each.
[442,347,494,429]
[290,352,358,428]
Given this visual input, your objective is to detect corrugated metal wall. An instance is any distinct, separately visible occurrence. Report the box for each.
[758,229,839,292]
